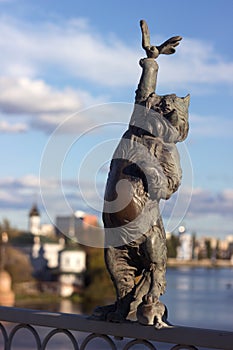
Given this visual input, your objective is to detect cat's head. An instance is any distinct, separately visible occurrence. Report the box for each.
[152,93,190,141]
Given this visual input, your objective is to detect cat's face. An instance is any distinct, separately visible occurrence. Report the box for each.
[152,93,190,141]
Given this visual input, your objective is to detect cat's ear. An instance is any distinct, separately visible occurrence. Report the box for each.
[183,94,190,106]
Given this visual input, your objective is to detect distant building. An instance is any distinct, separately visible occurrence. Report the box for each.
[29,204,40,235]
[40,224,55,236]
[59,249,86,273]
[55,211,98,238]
[31,236,65,280]
[30,236,86,296]
[58,249,86,297]
[55,215,80,238]
[176,226,193,260]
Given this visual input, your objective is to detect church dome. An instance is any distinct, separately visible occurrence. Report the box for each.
[29,204,40,217]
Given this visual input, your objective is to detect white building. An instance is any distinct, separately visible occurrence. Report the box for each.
[40,224,55,236]
[58,249,86,297]
[31,236,86,296]
[59,250,86,273]
[176,226,193,260]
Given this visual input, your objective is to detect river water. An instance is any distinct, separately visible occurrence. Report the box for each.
[162,267,233,331]
[2,267,233,349]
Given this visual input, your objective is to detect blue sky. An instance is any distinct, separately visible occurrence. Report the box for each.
[0,0,232,238]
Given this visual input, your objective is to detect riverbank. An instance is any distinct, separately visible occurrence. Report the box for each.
[167,258,233,268]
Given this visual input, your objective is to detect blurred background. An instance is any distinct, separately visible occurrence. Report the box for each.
[0,0,232,336]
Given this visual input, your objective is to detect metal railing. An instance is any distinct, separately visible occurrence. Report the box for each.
[0,306,232,349]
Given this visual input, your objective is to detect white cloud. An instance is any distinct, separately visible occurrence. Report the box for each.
[0,174,40,190]
[157,37,233,88]
[0,16,139,86]
[190,113,233,137]
[0,120,27,133]
[0,175,62,211]
[0,174,232,218]
[0,78,132,133]
[0,173,232,237]
[221,189,233,201]
[0,76,106,133]
[0,16,232,89]
[0,190,21,203]
[0,77,85,114]
[0,16,232,135]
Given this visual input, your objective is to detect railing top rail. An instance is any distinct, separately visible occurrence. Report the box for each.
[0,306,232,350]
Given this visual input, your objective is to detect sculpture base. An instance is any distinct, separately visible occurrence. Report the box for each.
[92,300,171,329]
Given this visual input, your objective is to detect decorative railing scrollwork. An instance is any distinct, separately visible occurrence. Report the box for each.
[0,322,8,348]
[80,333,117,350]
[41,328,79,350]
[7,324,41,349]
[122,338,157,350]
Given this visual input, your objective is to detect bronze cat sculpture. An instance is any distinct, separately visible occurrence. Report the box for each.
[93,20,190,328]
